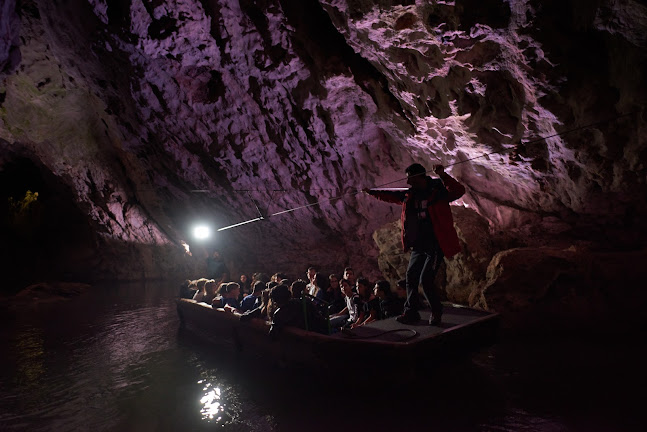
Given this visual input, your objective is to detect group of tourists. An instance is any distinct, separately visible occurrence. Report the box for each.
[180,162,465,334]
[178,266,408,335]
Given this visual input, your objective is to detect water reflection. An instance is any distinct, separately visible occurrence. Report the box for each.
[14,327,45,387]
[0,281,643,432]
[199,381,223,421]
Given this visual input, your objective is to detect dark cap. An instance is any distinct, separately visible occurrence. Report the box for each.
[405,163,426,176]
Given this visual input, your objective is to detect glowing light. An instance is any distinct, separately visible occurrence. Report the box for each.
[182,241,192,256]
[200,385,223,420]
[193,225,211,240]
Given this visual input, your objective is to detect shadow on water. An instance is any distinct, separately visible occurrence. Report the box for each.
[0,281,645,432]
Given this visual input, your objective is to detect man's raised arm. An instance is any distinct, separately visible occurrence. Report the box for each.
[434,165,465,202]
[363,188,407,204]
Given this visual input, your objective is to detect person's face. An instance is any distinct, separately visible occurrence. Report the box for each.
[329,277,339,289]
[344,270,354,282]
[307,269,316,282]
[357,282,367,296]
[231,287,240,298]
[340,281,351,297]
[207,282,217,294]
[240,275,247,283]
[373,284,384,299]
[396,285,407,298]
[212,251,221,259]
[406,173,427,191]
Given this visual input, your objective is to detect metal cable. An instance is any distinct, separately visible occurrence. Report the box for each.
[217,110,641,231]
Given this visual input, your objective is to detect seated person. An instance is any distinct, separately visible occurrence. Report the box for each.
[178,279,197,299]
[239,287,271,321]
[211,282,230,308]
[312,273,328,300]
[305,267,316,295]
[269,284,328,337]
[252,272,270,286]
[272,272,288,284]
[239,274,251,297]
[329,279,359,329]
[191,278,210,302]
[222,282,241,309]
[289,279,307,299]
[240,281,264,312]
[351,277,379,328]
[342,267,356,288]
[374,280,399,319]
[202,279,219,305]
[325,274,345,315]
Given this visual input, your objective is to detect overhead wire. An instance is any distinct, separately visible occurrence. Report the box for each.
[215,109,642,231]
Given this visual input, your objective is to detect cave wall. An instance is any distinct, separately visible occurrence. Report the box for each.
[0,0,646,290]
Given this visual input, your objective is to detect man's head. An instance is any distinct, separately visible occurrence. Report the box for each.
[270,284,291,306]
[343,267,356,284]
[356,277,370,297]
[373,280,391,299]
[252,280,264,295]
[405,163,428,191]
[290,280,307,298]
[205,280,218,294]
[227,282,240,299]
[340,279,352,297]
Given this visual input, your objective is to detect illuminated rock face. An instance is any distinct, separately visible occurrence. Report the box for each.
[0,0,646,306]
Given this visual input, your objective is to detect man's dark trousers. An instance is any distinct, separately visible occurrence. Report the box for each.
[405,246,444,317]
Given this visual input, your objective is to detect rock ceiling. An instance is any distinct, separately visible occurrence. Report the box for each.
[1,0,646,282]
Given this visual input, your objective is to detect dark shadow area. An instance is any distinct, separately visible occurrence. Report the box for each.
[0,156,97,293]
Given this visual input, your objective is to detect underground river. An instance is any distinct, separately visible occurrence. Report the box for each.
[0,282,644,432]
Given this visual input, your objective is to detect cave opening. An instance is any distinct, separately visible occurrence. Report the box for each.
[0,156,97,292]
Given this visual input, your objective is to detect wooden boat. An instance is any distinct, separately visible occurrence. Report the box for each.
[176,298,499,373]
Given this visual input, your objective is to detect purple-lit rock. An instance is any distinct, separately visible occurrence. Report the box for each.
[0,0,645,325]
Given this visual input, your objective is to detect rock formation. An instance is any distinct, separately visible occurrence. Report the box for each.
[0,0,645,325]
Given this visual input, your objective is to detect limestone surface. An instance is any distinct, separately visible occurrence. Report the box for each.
[0,0,645,303]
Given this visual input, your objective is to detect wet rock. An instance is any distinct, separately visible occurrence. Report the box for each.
[447,206,495,304]
[14,282,92,303]
[372,219,409,285]
[476,246,647,332]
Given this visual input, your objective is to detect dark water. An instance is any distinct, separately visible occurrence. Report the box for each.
[0,282,644,432]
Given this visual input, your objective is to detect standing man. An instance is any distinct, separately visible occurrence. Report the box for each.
[364,163,465,325]
[206,250,229,282]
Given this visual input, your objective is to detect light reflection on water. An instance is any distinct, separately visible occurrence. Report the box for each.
[199,381,223,421]
[0,281,643,432]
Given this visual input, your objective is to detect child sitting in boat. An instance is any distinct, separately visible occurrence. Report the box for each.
[240,281,264,312]
[201,279,219,305]
[216,283,243,312]
[191,278,210,302]
[223,283,241,308]
[178,279,197,299]
[351,278,380,328]
[329,279,359,330]
[373,280,400,319]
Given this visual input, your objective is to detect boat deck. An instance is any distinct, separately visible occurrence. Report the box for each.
[176,299,499,371]
[332,304,497,344]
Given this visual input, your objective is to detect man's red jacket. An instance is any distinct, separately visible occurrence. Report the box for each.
[368,174,465,258]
